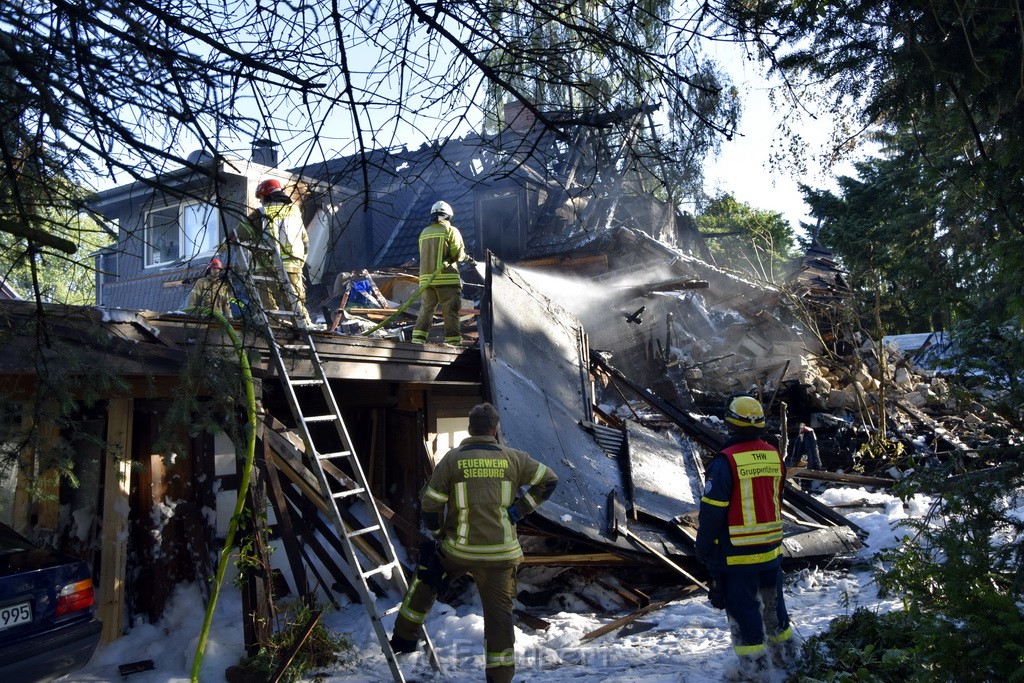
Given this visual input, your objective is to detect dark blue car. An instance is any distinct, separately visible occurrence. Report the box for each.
[0,522,102,682]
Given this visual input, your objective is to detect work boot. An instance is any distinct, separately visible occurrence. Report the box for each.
[389,634,418,654]
[722,651,772,683]
[485,665,515,683]
[769,633,804,670]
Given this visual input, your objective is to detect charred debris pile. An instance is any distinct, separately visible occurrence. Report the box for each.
[335,227,1021,484]
[310,228,1022,628]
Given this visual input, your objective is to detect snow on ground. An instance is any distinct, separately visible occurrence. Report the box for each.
[73,486,914,682]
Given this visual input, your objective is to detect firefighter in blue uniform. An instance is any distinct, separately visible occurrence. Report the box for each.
[696,395,800,681]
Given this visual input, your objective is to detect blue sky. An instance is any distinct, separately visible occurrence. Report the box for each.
[702,46,860,238]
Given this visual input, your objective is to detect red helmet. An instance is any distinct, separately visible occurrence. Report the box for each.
[208,258,223,269]
[255,178,282,198]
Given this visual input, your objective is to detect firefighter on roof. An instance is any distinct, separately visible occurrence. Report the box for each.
[185,257,233,318]
[411,200,474,346]
[236,178,311,326]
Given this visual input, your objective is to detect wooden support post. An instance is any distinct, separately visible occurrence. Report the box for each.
[11,409,34,533]
[12,406,61,532]
[99,398,134,645]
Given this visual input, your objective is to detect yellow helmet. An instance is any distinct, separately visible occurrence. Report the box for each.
[724,395,765,429]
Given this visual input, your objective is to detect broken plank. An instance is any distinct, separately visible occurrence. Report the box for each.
[895,398,975,454]
[514,608,551,631]
[787,467,895,488]
[579,587,697,644]
[519,553,636,566]
[593,576,650,609]
[593,353,724,452]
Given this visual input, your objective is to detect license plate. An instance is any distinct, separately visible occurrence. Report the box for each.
[0,601,32,630]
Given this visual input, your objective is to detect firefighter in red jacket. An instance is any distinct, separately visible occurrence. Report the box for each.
[695,395,799,682]
[389,402,558,683]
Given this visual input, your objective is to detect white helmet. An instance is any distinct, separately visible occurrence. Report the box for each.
[431,200,453,218]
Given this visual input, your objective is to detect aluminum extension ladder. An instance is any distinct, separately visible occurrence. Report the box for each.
[231,222,442,682]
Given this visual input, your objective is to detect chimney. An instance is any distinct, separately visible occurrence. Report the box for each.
[252,138,279,167]
[504,100,535,133]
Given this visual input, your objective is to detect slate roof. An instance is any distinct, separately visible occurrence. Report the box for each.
[293,128,566,270]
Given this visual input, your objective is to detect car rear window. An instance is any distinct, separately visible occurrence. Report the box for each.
[0,524,34,556]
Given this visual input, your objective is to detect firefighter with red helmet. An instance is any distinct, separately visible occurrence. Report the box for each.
[236,178,311,326]
[696,394,800,681]
[185,257,233,318]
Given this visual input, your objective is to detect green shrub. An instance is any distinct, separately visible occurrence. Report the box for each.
[789,457,1024,682]
[238,602,356,683]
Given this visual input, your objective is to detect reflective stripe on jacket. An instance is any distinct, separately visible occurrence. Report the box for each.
[723,442,784,551]
[696,437,785,570]
[263,203,306,272]
[187,276,233,317]
[238,202,306,274]
[418,219,465,287]
[422,435,558,564]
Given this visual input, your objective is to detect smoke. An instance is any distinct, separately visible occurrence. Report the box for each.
[515,264,681,324]
[511,258,813,398]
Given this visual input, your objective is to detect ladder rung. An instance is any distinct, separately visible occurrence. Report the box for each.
[318,450,352,459]
[281,345,310,352]
[250,273,278,282]
[347,524,381,538]
[236,240,273,251]
[304,415,337,423]
[269,309,299,317]
[290,378,323,386]
[332,487,366,500]
[362,561,399,580]
[381,604,401,617]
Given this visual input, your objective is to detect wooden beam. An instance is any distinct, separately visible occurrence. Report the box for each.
[518,553,635,566]
[11,408,33,533]
[787,467,895,488]
[98,398,134,644]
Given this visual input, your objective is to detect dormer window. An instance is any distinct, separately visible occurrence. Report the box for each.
[145,201,220,266]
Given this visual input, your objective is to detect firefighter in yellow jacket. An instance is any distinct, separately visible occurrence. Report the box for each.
[411,200,474,346]
[695,395,799,682]
[389,402,558,683]
[185,257,233,318]
[235,178,311,326]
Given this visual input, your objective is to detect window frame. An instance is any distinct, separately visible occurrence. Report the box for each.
[143,200,221,268]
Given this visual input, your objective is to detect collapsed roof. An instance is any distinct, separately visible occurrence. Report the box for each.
[479,253,862,566]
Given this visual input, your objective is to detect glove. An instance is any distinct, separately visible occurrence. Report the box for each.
[417,540,446,590]
[707,573,726,610]
[507,505,522,525]
[423,511,442,538]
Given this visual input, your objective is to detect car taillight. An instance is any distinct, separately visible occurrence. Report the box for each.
[55,579,95,616]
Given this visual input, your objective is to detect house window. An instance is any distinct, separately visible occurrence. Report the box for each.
[182,202,220,258]
[479,189,523,261]
[145,202,221,267]
[95,250,118,305]
[146,207,178,266]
